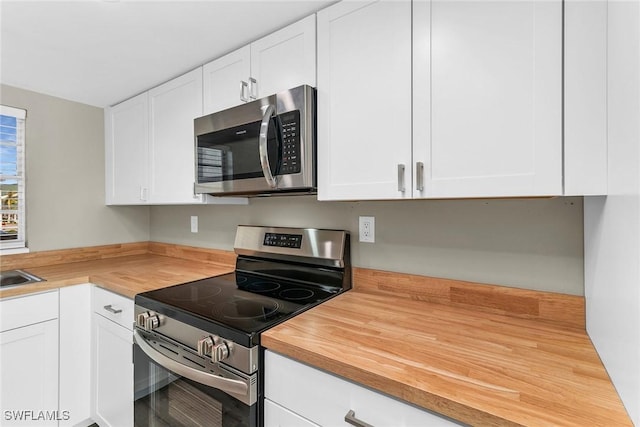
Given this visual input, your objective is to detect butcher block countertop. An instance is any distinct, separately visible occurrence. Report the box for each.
[0,242,234,299]
[262,269,632,427]
[1,243,632,426]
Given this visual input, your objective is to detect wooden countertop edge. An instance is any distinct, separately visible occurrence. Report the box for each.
[0,242,237,299]
[0,276,92,299]
[262,335,518,427]
[0,274,159,300]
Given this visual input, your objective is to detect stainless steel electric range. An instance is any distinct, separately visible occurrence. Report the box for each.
[133,226,351,427]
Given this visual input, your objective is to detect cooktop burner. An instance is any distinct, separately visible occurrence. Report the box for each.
[164,285,222,301]
[218,298,280,320]
[244,281,281,293]
[279,288,315,301]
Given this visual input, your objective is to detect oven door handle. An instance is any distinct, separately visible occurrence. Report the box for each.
[258,104,278,189]
[133,330,249,397]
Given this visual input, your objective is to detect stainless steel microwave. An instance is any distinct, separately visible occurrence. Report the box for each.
[194,85,316,196]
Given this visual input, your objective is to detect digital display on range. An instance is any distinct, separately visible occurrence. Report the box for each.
[263,233,303,248]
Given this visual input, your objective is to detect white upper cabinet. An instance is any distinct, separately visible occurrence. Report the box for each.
[415,0,562,198]
[203,15,316,115]
[250,14,317,99]
[317,1,412,200]
[106,70,203,206]
[564,0,608,196]
[203,46,251,115]
[318,0,576,201]
[148,68,204,204]
[105,92,149,205]
[106,69,247,206]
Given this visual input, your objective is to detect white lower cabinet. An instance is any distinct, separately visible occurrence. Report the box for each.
[0,291,59,427]
[265,350,462,427]
[59,284,92,427]
[265,399,320,427]
[91,287,134,427]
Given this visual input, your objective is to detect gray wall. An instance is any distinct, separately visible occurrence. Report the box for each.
[1,84,150,251]
[150,196,584,295]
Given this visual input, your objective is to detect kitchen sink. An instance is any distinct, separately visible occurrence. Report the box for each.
[0,269,46,289]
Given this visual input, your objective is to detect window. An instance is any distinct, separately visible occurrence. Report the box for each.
[0,105,27,251]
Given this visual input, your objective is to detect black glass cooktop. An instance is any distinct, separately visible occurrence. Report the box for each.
[137,271,339,338]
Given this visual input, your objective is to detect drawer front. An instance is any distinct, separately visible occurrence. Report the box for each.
[265,350,350,426]
[0,290,58,332]
[264,399,320,427]
[92,286,134,330]
[265,350,462,427]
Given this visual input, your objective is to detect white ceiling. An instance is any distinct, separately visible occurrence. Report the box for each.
[0,0,334,107]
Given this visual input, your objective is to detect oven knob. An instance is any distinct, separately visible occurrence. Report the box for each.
[211,342,230,363]
[145,314,161,331]
[197,336,214,356]
[136,312,150,329]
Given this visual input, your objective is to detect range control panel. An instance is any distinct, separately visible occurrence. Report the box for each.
[263,233,303,249]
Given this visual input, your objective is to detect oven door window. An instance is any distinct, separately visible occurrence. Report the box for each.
[134,344,256,427]
[197,118,280,183]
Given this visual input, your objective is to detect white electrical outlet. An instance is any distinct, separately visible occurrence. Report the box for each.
[190,216,198,233]
[359,216,375,243]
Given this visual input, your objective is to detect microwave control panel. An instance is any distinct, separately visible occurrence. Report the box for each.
[279,110,301,175]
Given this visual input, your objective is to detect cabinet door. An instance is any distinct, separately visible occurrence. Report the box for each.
[203,46,251,115]
[414,0,562,198]
[0,320,59,427]
[250,14,316,98]
[105,92,149,205]
[317,1,412,200]
[59,284,92,427]
[148,68,204,204]
[92,314,133,427]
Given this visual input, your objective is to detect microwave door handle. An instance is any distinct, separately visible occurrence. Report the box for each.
[258,104,278,189]
[133,330,249,397]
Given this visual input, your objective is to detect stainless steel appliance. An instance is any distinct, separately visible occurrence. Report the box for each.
[133,225,350,427]
[194,85,316,196]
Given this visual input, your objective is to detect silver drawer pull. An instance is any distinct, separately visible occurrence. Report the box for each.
[397,164,406,192]
[416,161,425,191]
[249,77,258,100]
[103,304,122,314]
[240,80,249,102]
[345,410,374,427]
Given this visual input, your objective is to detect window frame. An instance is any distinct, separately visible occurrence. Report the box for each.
[1,105,27,253]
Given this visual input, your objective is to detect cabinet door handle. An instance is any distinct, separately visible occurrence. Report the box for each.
[103,304,122,314]
[140,186,148,201]
[249,77,258,100]
[416,161,425,191]
[240,80,249,102]
[344,410,374,427]
[397,164,406,192]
